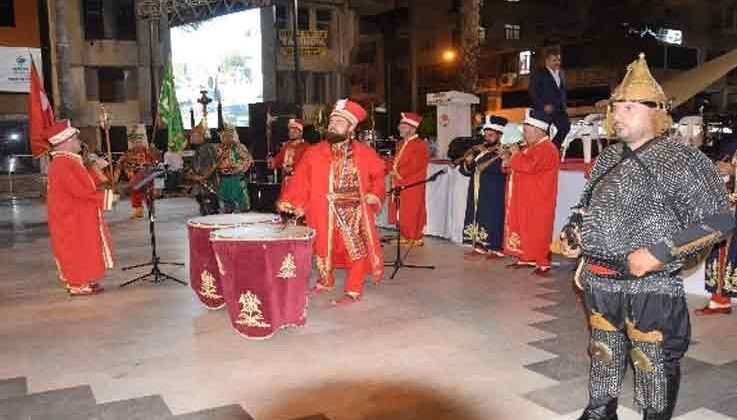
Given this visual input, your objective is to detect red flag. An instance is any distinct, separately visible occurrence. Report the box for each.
[27,59,55,157]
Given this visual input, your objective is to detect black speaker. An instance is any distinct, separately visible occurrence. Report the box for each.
[100,126,128,153]
[248,182,282,213]
[248,102,299,160]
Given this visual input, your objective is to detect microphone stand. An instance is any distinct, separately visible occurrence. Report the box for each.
[120,164,187,288]
[384,169,446,280]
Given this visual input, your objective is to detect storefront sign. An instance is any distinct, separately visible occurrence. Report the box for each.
[278,30,328,56]
[0,47,43,93]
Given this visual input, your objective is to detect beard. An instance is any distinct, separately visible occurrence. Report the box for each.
[325,130,348,144]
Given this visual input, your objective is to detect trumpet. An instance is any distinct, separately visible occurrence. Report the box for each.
[452,144,493,166]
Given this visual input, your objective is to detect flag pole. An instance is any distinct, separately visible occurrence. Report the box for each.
[27,54,52,158]
[98,104,115,186]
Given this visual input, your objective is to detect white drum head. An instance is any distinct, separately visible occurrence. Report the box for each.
[188,213,280,228]
[210,224,315,241]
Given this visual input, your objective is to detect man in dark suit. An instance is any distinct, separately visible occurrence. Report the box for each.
[529,46,571,147]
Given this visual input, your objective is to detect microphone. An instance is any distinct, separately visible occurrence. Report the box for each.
[428,169,447,182]
[388,168,447,196]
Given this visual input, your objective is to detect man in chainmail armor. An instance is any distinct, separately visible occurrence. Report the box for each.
[560,54,735,420]
[186,121,220,216]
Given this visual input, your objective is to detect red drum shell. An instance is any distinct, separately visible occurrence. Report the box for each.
[210,225,315,339]
[187,213,278,309]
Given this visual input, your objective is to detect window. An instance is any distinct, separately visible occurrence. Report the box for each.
[316,9,332,31]
[505,24,520,40]
[0,0,15,27]
[85,67,138,103]
[316,9,332,47]
[83,0,104,39]
[501,52,518,73]
[310,72,328,104]
[83,0,136,40]
[98,68,126,102]
[298,8,310,31]
[115,0,137,40]
[519,50,532,75]
[275,5,288,29]
[667,46,698,70]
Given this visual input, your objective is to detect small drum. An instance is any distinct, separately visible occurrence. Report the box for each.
[210,224,315,339]
[187,213,279,309]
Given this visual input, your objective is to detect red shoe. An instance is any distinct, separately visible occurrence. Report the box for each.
[331,294,362,306]
[533,266,552,277]
[695,306,732,315]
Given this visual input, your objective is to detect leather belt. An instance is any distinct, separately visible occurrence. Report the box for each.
[583,256,630,279]
[327,192,361,202]
[585,263,620,276]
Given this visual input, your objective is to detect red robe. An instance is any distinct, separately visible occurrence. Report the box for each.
[47,151,115,287]
[277,141,385,295]
[503,138,560,267]
[272,139,309,192]
[388,135,430,241]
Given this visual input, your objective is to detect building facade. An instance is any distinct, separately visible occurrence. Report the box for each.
[351,0,737,126]
[0,0,47,177]
[270,0,359,122]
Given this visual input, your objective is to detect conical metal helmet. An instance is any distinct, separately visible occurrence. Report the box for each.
[610,53,670,110]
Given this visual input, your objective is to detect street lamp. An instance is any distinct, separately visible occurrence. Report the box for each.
[442,49,457,63]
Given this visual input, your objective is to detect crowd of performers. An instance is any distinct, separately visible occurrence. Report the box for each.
[39,52,737,420]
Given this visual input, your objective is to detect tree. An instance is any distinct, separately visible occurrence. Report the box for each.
[222,53,254,84]
[458,0,482,93]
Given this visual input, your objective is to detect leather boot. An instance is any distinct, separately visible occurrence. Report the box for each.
[577,398,619,420]
[642,365,680,420]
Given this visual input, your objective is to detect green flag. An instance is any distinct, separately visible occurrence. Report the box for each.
[159,62,187,152]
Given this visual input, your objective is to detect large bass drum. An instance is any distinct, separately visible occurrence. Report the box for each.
[210,224,315,339]
[187,213,279,309]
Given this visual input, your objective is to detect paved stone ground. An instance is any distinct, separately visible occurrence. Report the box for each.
[1,197,736,420]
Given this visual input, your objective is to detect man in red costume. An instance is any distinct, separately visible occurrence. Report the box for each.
[45,120,116,296]
[388,112,430,246]
[268,118,310,192]
[504,108,560,276]
[115,124,160,219]
[277,99,386,305]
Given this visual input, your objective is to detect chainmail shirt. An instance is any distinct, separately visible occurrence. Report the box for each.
[577,135,731,273]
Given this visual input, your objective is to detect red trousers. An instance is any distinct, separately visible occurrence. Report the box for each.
[318,229,370,296]
[128,172,149,209]
[130,190,144,208]
[388,187,426,241]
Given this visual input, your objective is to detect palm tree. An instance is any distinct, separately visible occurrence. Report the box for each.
[458,0,482,93]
